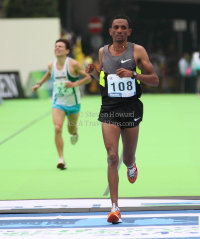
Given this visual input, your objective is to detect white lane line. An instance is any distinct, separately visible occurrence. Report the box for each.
[0,213,199,220]
[0,199,200,211]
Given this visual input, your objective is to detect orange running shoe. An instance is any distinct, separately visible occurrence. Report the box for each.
[127,163,138,183]
[107,204,122,224]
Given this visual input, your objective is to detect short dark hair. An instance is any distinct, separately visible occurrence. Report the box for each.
[110,14,131,29]
[55,38,70,50]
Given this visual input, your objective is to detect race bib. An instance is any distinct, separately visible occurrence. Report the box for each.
[107,74,136,97]
[53,82,73,97]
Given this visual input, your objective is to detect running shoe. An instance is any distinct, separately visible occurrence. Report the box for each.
[107,204,122,224]
[127,163,138,183]
[57,158,67,169]
[70,133,79,145]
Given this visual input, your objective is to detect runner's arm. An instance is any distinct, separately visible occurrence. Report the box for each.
[32,63,53,92]
[134,45,159,87]
[85,47,104,81]
[67,60,92,88]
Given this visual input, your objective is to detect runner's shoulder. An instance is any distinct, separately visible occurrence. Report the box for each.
[48,62,54,69]
[99,47,104,62]
[47,62,54,73]
[99,47,104,53]
[134,44,148,60]
[69,58,80,68]
[134,44,146,53]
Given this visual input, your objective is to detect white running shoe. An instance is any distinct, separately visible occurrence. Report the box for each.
[57,158,67,169]
[70,133,79,145]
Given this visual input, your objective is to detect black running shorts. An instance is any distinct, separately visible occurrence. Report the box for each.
[98,99,143,129]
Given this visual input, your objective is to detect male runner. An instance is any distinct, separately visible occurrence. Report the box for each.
[32,39,91,169]
[86,15,159,223]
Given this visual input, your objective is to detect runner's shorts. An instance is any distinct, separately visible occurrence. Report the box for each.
[52,103,80,116]
[98,99,143,129]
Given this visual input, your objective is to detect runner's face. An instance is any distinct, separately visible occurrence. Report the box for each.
[109,19,132,43]
[54,42,69,57]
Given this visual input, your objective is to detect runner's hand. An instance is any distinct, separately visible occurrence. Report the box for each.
[116,68,132,78]
[32,84,40,93]
[65,81,76,89]
[85,63,98,75]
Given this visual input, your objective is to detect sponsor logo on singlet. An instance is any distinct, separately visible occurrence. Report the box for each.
[121,59,131,63]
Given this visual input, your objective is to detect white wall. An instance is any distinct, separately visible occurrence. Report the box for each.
[0,18,60,86]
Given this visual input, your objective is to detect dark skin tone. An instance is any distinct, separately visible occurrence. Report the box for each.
[86,19,158,86]
[86,18,159,207]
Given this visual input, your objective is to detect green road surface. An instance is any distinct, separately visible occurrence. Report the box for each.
[0,95,200,200]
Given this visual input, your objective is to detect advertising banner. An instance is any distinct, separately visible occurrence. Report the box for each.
[25,71,53,99]
[0,72,25,99]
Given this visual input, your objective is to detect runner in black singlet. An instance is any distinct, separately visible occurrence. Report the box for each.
[86,14,159,224]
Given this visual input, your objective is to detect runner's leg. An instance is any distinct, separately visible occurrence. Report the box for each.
[102,123,121,206]
[121,125,139,167]
[67,112,79,135]
[52,108,66,158]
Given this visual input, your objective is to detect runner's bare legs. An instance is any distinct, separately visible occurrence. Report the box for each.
[102,123,121,207]
[121,126,139,167]
[52,108,66,158]
[67,112,79,135]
